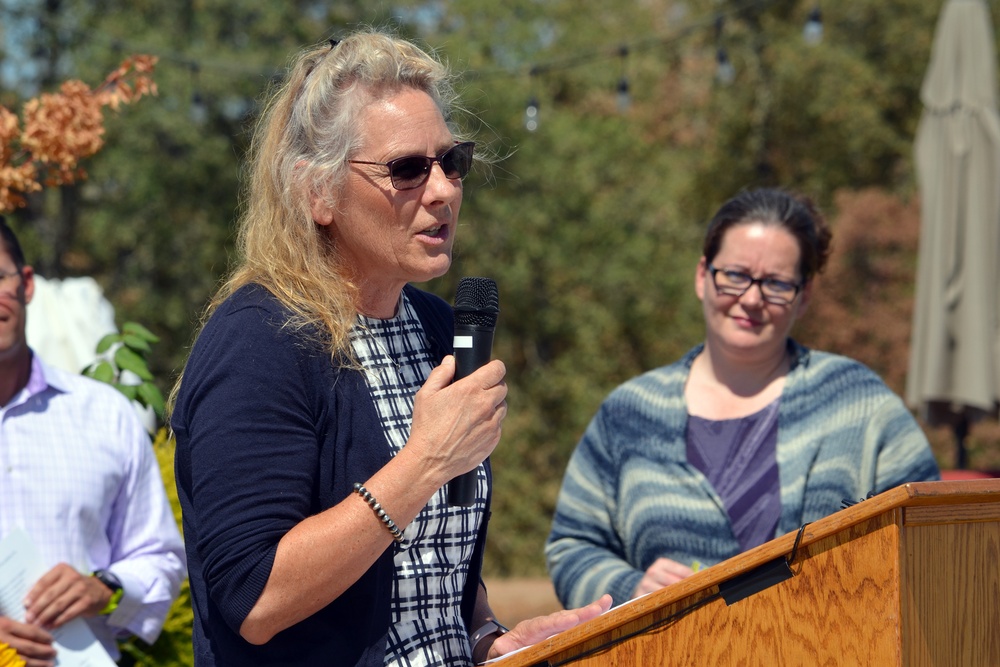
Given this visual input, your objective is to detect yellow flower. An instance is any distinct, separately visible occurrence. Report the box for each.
[0,643,25,667]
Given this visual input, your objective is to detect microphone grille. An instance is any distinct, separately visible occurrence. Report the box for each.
[454,277,499,328]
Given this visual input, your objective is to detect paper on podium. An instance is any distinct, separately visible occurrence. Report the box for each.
[0,529,117,667]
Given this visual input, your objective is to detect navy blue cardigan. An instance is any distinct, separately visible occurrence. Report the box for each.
[173,284,491,666]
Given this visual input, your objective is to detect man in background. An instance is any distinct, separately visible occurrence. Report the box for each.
[0,215,186,666]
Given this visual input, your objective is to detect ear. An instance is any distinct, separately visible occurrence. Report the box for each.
[310,189,335,227]
[20,265,35,305]
[694,257,709,302]
[296,159,336,227]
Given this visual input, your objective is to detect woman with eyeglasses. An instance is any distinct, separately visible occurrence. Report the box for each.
[170,30,609,667]
[545,187,939,609]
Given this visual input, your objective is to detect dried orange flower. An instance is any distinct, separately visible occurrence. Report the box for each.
[0,55,158,212]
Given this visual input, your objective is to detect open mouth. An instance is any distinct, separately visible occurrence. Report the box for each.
[420,224,448,239]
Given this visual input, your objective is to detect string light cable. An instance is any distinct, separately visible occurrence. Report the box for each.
[2,0,779,93]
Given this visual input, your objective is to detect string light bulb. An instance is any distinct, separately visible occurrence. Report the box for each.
[524,96,540,132]
[616,45,631,113]
[616,77,631,113]
[190,91,209,125]
[189,63,208,125]
[803,7,823,45]
[713,15,734,86]
[715,48,734,85]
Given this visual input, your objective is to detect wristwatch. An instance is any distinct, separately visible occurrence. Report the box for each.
[92,570,123,615]
[470,618,509,663]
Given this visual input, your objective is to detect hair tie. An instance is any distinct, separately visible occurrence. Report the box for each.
[329,39,339,49]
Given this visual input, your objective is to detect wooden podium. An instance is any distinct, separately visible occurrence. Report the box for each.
[494,479,1000,666]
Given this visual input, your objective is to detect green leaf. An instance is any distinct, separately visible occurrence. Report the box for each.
[138,382,166,419]
[114,346,154,381]
[88,361,117,385]
[123,333,152,352]
[114,383,138,400]
[123,321,160,344]
[95,333,121,354]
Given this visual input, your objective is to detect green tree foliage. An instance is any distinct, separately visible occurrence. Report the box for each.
[3,0,997,596]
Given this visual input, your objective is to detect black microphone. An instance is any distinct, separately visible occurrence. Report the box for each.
[447,277,500,507]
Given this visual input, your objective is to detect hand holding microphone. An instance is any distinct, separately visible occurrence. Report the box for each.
[448,277,500,507]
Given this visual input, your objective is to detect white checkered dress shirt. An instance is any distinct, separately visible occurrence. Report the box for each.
[0,353,186,659]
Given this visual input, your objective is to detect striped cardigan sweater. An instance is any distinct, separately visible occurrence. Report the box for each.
[545,341,940,608]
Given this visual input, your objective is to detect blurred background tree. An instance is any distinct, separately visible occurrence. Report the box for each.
[2,0,998,640]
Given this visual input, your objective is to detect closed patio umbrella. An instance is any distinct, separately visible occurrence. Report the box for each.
[906,0,1000,468]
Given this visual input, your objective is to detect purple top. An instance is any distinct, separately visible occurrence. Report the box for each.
[686,399,781,552]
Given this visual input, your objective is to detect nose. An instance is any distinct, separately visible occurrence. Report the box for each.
[423,161,462,203]
[738,280,766,307]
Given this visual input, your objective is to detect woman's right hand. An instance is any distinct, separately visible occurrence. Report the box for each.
[408,355,508,483]
[633,558,695,598]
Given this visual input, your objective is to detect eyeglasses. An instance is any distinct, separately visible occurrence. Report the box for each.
[707,264,803,305]
[346,141,475,191]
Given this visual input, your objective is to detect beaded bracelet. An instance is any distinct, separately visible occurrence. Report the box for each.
[353,483,404,542]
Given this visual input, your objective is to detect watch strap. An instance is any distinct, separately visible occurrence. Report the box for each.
[92,570,123,615]
[470,619,509,663]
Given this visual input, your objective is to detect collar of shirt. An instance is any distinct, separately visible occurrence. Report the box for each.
[4,351,63,414]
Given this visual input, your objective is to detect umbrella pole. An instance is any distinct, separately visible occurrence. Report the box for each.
[953,417,970,470]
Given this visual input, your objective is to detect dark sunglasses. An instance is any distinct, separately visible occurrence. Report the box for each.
[346,141,475,191]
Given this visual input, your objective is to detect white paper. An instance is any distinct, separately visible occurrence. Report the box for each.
[0,529,117,667]
[484,644,530,663]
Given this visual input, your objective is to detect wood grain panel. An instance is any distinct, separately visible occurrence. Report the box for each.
[901,522,1000,667]
[904,503,1000,526]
